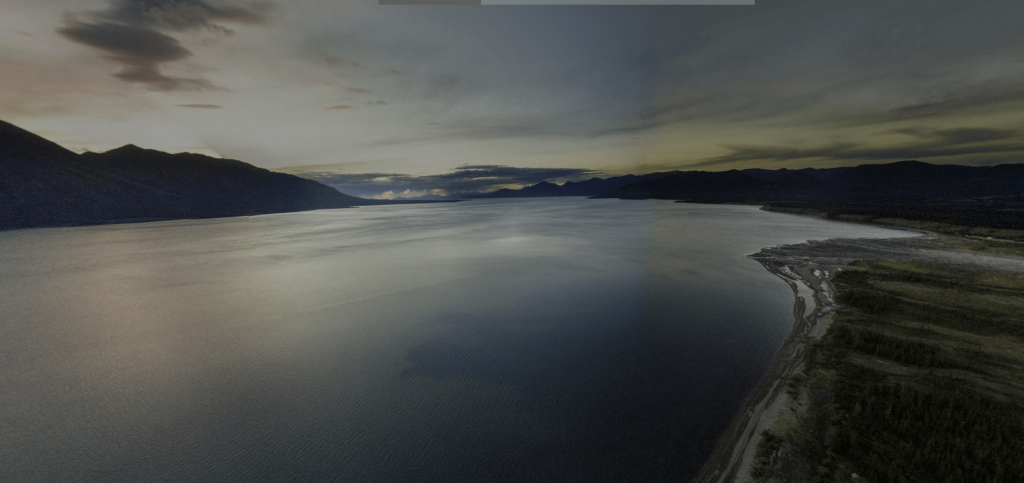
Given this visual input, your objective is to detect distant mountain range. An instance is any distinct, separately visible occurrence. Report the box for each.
[462,159,1024,231]
[595,161,1024,231]
[474,161,1023,206]
[464,172,683,199]
[595,161,1024,202]
[0,120,407,230]
[741,167,850,181]
[465,167,851,199]
[594,169,824,202]
[5,118,1023,232]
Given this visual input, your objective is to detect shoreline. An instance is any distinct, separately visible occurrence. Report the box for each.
[760,204,1024,243]
[693,245,839,482]
[693,235,931,483]
[694,220,1024,482]
[692,204,934,483]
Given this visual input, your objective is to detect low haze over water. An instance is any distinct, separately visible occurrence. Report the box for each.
[0,199,913,481]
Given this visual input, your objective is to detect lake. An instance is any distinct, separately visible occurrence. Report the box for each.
[0,199,913,481]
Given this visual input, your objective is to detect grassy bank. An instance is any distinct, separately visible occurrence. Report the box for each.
[757,259,1024,482]
[762,204,1024,243]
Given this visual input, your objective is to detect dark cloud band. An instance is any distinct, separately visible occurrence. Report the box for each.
[57,1,272,91]
[104,0,271,31]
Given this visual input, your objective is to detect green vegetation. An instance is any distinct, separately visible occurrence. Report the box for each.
[763,205,1024,244]
[905,234,1024,259]
[751,430,785,479]
[765,199,1024,243]
[769,259,1024,482]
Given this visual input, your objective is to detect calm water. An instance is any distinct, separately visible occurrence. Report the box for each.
[0,199,913,482]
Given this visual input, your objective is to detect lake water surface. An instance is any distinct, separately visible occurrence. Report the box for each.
[0,199,914,481]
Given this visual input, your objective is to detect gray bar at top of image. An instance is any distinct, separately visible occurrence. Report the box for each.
[484,0,752,4]
[380,0,481,4]
[380,0,751,4]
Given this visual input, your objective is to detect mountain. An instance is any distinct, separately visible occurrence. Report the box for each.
[741,167,850,181]
[595,160,1024,231]
[595,170,824,202]
[597,161,1024,202]
[819,160,1024,200]
[465,167,845,199]
[0,119,379,230]
[463,162,1022,202]
[464,172,681,199]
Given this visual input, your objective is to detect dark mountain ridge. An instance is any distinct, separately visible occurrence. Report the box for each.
[7,117,1022,232]
[595,160,1024,231]
[741,167,850,181]
[464,171,682,198]
[1,120,384,230]
[821,160,1024,200]
[467,167,845,199]
[594,169,826,202]
[596,160,1024,202]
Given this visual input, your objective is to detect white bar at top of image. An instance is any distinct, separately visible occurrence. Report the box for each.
[483,0,753,4]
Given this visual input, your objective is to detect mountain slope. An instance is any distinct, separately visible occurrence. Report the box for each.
[597,161,1024,203]
[1,120,368,229]
[821,160,1024,200]
[594,160,1024,232]
[595,170,824,202]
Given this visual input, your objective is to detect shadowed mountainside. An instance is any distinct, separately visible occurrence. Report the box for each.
[596,160,1024,232]
[0,120,390,230]
[594,169,826,202]
[598,161,1024,202]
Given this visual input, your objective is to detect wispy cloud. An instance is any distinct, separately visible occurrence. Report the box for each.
[886,84,1024,122]
[610,1,1024,135]
[325,104,358,110]
[892,127,1021,146]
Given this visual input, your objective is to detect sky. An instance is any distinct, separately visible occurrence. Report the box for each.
[2,0,1022,198]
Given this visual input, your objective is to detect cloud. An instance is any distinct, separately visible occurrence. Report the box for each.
[885,84,1024,122]
[609,1,1024,134]
[893,127,1021,146]
[325,104,358,110]
[177,103,223,109]
[291,165,600,198]
[58,19,218,91]
[59,20,191,65]
[369,189,448,200]
[103,0,272,32]
[56,1,273,91]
